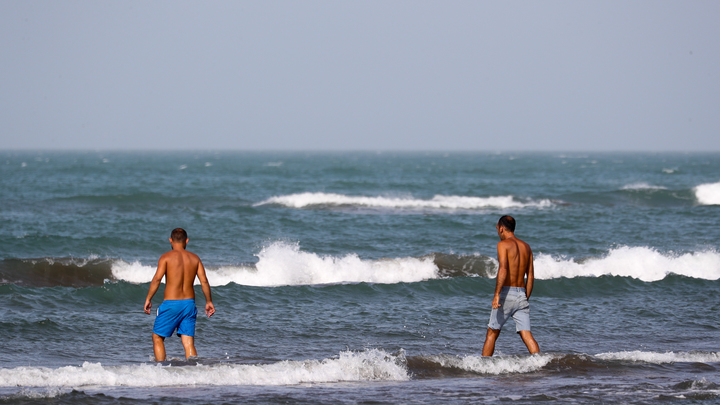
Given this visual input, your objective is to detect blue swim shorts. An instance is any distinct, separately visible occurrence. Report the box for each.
[153,299,197,338]
[487,287,531,332]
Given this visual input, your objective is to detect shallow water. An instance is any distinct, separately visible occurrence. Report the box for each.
[1,152,719,403]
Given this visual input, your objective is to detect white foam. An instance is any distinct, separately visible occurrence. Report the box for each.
[111,242,439,287]
[620,182,667,190]
[214,243,438,286]
[254,192,553,210]
[0,350,408,388]
[595,351,720,364]
[534,247,720,282]
[28,256,103,267]
[694,181,720,205]
[1,388,69,399]
[113,244,720,286]
[110,260,156,284]
[424,353,555,375]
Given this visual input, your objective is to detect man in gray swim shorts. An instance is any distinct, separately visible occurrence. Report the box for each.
[487,286,531,332]
[482,216,540,356]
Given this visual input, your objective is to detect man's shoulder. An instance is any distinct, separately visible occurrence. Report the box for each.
[497,238,514,248]
[159,250,178,260]
[183,250,201,259]
[179,250,202,265]
[517,237,532,250]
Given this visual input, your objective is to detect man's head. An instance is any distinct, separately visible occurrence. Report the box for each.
[170,228,188,243]
[497,215,516,233]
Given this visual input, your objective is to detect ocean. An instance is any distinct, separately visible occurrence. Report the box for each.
[0,151,719,404]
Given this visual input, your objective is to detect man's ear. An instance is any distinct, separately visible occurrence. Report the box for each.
[185,238,189,245]
[169,238,173,243]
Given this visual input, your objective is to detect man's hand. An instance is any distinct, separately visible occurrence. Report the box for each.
[205,302,216,318]
[144,299,152,315]
[492,295,501,309]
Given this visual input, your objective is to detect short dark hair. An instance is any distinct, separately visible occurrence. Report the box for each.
[171,228,188,242]
[498,215,516,232]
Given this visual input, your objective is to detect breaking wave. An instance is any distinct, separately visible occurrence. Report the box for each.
[595,351,720,364]
[112,242,441,287]
[3,245,718,288]
[3,350,717,389]
[254,192,554,211]
[409,353,555,377]
[694,181,720,205]
[0,350,408,388]
[110,245,720,285]
[534,247,720,282]
[0,247,494,288]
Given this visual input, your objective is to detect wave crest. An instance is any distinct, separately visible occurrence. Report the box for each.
[4,350,716,390]
[5,245,719,288]
[254,192,553,210]
[535,247,720,282]
[112,242,440,287]
[595,351,720,364]
[0,257,112,287]
[411,353,555,376]
[621,182,667,190]
[694,181,720,205]
[0,350,408,388]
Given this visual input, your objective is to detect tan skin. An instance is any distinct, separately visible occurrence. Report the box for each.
[481,223,540,356]
[144,238,215,361]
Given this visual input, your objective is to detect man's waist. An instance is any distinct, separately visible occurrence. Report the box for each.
[161,298,196,304]
[501,286,526,293]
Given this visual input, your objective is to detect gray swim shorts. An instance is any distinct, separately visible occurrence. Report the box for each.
[487,286,531,332]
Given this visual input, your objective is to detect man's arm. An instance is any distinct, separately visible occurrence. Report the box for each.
[144,257,167,314]
[196,260,215,317]
[493,242,508,309]
[525,250,534,300]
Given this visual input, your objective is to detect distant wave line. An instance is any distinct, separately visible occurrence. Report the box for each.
[620,182,667,191]
[254,192,554,210]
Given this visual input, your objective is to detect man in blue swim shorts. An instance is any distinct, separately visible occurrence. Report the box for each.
[482,216,540,356]
[144,228,215,361]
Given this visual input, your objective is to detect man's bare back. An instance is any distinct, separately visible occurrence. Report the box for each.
[144,228,215,361]
[492,226,534,307]
[482,216,539,356]
[157,249,206,301]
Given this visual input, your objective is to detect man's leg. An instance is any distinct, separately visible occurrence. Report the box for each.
[518,330,539,354]
[152,333,166,361]
[180,335,197,359]
[482,328,501,357]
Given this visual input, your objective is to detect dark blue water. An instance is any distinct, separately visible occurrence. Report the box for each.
[1,152,719,403]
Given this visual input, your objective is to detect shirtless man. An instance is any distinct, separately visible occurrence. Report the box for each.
[482,216,540,356]
[144,228,215,361]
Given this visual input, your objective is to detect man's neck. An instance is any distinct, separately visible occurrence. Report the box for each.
[500,232,515,241]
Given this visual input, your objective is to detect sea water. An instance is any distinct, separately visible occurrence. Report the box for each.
[0,151,719,404]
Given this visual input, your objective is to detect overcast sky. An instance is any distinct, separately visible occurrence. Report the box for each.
[1,1,719,151]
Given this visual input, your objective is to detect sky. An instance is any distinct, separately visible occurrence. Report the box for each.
[1,1,719,151]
